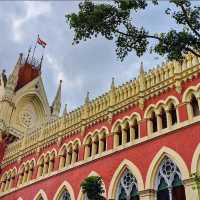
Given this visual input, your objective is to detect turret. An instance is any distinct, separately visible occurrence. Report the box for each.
[138,62,146,91]
[51,80,62,117]
[5,53,23,97]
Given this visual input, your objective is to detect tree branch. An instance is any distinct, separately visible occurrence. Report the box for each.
[185,47,200,57]
[180,4,200,38]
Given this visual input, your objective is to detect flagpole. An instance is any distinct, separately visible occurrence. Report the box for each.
[31,34,39,64]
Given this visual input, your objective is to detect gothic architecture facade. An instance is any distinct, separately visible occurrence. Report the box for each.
[0,51,200,200]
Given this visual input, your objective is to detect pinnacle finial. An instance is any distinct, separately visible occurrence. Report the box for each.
[111,77,115,90]
[39,55,44,70]
[17,53,23,65]
[140,62,144,74]
[85,91,90,104]
[63,104,68,115]
[25,47,31,63]
[51,80,62,117]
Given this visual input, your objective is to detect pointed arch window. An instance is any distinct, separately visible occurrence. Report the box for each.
[132,119,139,139]
[169,103,177,125]
[116,169,139,200]
[124,122,131,143]
[117,125,123,146]
[59,189,71,200]
[160,107,167,129]
[190,94,200,117]
[151,111,157,133]
[156,157,186,200]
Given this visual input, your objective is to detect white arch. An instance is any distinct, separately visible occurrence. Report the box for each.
[53,180,75,200]
[77,171,107,200]
[130,112,142,121]
[191,143,200,174]
[108,159,144,199]
[111,119,122,133]
[33,189,48,200]
[145,146,190,189]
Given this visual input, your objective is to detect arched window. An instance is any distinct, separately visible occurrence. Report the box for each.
[160,107,167,129]
[66,145,73,165]
[100,131,107,153]
[116,169,139,200]
[132,119,139,139]
[117,125,123,146]
[72,142,79,163]
[92,135,99,155]
[190,94,200,117]
[156,157,186,200]
[59,188,71,200]
[124,121,131,143]
[151,111,157,133]
[84,137,92,159]
[169,103,177,125]
[59,146,67,169]
[37,157,44,177]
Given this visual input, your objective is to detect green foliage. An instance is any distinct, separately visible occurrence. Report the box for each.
[66,0,200,61]
[81,176,105,200]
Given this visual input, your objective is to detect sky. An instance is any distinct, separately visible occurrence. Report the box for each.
[0,1,192,113]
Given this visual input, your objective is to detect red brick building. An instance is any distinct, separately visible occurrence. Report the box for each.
[0,52,200,200]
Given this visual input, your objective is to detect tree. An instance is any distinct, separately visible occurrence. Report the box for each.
[80,176,105,200]
[66,0,200,62]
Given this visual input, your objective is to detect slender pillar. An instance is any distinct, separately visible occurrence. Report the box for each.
[157,114,162,131]
[183,178,199,200]
[59,155,66,169]
[166,110,172,127]
[130,126,135,141]
[122,129,127,144]
[113,132,119,147]
[139,189,156,200]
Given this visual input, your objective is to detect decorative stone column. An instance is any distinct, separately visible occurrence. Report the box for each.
[0,180,5,192]
[92,140,98,156]
[113,132,119,148]
[122,128,127,145]
[37,164,43,177]
[84,145,90,160]
[166,110,172,128]
[72,149,78,164]
[183,178,199,200]
[130,125,135,141]
[66,151,72,165]
[99,135,106,154]
[139,189,156,200]
[48,159,54,173]
[59,154,65,169]
[147,118,153,135]
[157,114,162,131]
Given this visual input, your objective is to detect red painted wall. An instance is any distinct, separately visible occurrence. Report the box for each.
[1,73,200,200]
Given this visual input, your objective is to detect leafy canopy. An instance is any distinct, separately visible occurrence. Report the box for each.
[66,0,200,61]
[81,176,105,200]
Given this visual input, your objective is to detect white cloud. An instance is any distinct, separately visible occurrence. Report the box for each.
[11,2,52,42]
[46,54,83,90]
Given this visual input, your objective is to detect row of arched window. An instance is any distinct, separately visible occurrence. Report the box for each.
[13,156,187,200]
[83,129,107,159]
[1,93,200,193]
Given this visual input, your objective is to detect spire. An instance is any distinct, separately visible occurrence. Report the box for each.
[25,47,31,64]
[85,91,90,104]
[38,55,44,70]
[138,62,146,91]
[6,53,23,92]
[63,104,68,115]
[139,62,144,75]
[110,77,115,90]
[17,53,23,65]
[51,80,62,117]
